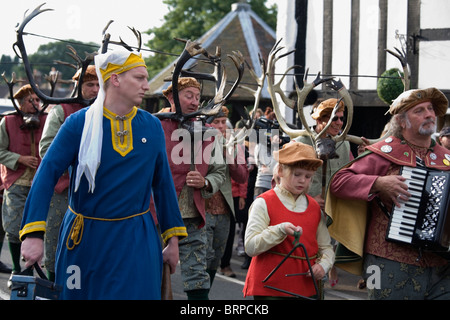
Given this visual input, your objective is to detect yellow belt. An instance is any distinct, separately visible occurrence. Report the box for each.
[67,206,149,250]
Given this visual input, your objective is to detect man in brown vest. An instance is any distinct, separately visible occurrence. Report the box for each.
[161,77,226,300]
[0,84,47,287]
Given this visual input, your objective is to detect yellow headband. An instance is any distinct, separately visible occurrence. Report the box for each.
[100,52,146,82]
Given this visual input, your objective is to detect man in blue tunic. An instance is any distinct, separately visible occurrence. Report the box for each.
[19,50,187,299]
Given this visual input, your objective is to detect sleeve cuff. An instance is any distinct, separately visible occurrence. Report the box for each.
[161,226,188,244]
[19,221,46,241]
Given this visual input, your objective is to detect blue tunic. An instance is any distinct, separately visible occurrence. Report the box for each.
[20,107,187,299]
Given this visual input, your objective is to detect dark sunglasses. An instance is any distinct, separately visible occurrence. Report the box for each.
[331,116,345,122]
[323,115,345,122]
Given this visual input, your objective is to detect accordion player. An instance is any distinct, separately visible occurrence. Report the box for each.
[386,165,450,252]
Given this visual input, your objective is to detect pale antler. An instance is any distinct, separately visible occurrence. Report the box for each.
[267,40,332,140]
[267,40,387,147]
[386,46,410,91]
[294,69,334,138]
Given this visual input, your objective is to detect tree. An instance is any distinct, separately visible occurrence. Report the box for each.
[0,55,21,77]
[26,40,98,83]
[144,0,277,78]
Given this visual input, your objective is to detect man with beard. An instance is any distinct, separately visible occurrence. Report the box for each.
[0,84,46,287]
[327,88,450,300]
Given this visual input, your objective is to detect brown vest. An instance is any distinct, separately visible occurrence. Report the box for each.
[1,113,47,189]
[160,119,214,226]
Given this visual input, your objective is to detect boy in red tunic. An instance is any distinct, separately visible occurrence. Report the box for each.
[243,142,334,299]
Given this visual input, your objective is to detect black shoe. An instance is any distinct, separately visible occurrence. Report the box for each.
[0,261,12,274]
[240,256,251,269]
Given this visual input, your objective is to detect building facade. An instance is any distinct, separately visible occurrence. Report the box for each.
[276,0,450,143]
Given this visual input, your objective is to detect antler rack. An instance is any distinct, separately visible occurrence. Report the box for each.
[1,70,57,129]
[13,3,97,107]
[266,39,395,148]
[153,38,245,134]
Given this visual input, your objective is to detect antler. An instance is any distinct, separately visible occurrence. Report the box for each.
[1,72,25,116]
[101,21,143,53]
[386,46,410,91]
[339,46,411,146]
[294,69,335,138]
[1,70,55,130]
[154,39,245,131]
[267,40,323,140]
[267,40,388,148]
[324,79,353,142]
[13,3,97,107]
[239,53,267,124]
[225,53,267,148]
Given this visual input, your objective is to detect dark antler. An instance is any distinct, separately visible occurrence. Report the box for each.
[154,39,245,132]
[1,70,54,130]
[13,3,97,107]
[1,72,25,116]
[102,21,143,53]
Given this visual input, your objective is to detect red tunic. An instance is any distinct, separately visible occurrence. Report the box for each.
[243,190,321,298]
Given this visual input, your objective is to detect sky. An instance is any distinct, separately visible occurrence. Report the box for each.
[0,0,170,59]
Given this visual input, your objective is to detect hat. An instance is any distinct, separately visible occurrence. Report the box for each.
[72,65,98,82]
[389,88,448,117]
[99,51,146,82]
[273,141,323,170]
[311,98,345,120]
[162,77,201,98]
[215,106,229,118]
[439,126,450,137]
[13,84,35,100]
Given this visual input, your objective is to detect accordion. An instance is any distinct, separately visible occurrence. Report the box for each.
[386,166,450,252]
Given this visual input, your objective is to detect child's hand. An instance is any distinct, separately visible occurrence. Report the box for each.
[283,223,303,237]
[307,263,325,280]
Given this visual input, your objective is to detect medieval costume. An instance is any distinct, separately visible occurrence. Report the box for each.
[327,88,450,299]
[160,77,226,299]
[205,107,249,285]
[244,142,334,299]
[0,84,46,285]
[20,51,186,299]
